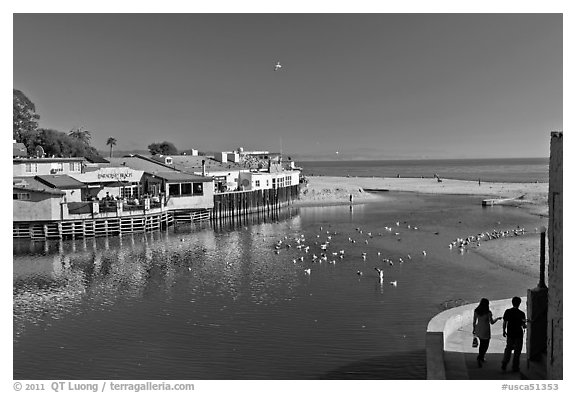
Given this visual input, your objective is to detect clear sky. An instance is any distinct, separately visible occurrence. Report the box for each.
[13,13,562,159]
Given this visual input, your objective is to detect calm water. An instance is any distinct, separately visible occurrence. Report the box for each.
[13,193,546,380]
[299,158,549,183]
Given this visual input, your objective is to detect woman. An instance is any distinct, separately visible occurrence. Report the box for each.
[472,298,502,367]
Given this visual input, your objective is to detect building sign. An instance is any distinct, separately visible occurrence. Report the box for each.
[70,168,144,184]
[97,168,136,181]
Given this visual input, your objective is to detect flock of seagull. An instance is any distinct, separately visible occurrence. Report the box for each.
[447,227,528,253]
[271,221,430,287]
[271,221,530,288]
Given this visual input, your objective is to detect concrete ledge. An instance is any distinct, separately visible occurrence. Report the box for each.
[426,332,446,379]
[426,297,527,380]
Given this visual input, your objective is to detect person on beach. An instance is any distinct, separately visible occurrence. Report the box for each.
[501,296,527,372]
[349,194,353,204]
[472,298,502,367]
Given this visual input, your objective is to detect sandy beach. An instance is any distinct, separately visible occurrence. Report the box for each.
[298,175,548,215]
[297,175,549,278]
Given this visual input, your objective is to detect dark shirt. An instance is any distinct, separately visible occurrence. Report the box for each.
[503,307,526,337]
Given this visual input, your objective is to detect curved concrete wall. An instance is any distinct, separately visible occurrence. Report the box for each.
[426,297,527,379]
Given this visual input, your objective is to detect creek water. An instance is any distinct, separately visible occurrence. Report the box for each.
[13,192,545,379]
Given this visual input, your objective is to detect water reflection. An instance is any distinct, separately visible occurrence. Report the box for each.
[14,209,304,341]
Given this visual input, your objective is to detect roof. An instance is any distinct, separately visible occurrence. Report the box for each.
[84,156,110,164]
[148,171,213,183]
[107,156,180,173]
[158,155,257,172]
[35,175,86,190]
[13,177,66,195]
[13,157,85,163]
[13,186,65,196]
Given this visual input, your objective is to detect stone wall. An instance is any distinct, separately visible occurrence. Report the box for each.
[547,131,562,379]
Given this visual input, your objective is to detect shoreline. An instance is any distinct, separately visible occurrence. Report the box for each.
[295,175,548,279]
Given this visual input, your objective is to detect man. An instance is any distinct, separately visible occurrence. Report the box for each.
[501,296,527,372]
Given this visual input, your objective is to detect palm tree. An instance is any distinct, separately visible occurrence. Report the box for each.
[68,126,92,145]
[106,137,117,158]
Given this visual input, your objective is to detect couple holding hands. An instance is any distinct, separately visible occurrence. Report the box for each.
[472,297,527,372]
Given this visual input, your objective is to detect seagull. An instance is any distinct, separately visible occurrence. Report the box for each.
[357,270,363,276]
[374,267,384,281]
[274,61,282,71]
[390,280,398,287]
[304,268,311,274]
[422,250,427,256]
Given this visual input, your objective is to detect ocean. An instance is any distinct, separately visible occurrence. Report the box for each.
[298,158,548,183]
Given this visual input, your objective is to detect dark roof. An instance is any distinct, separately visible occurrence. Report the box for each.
[84,156,109,164]
[13,143,28,157]
[35,175,86,190]
[148,171,213,183]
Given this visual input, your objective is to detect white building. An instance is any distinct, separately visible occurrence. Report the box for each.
[13,157,84,177]
[238,170,300,191]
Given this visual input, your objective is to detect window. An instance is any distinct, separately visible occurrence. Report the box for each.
[193,182,203,195]
[286,176,292,186]
[275,177,285,188]
[255,180,260,187]
[69,162,81,172]
[272,178,277,189]
[13,192,31,200]
[168,183,180,196]
[121,185,137,199]
[181,183,192,196]
[25,163,38,173]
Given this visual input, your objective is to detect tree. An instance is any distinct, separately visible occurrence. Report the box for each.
[34,128,102,159]
[68,126,92,145]
[12,89,104,160]
[106,137,117,158]
[13,89,40,143]
[148,141,178,155]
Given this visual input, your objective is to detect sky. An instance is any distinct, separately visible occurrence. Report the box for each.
[12,13,563,160]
